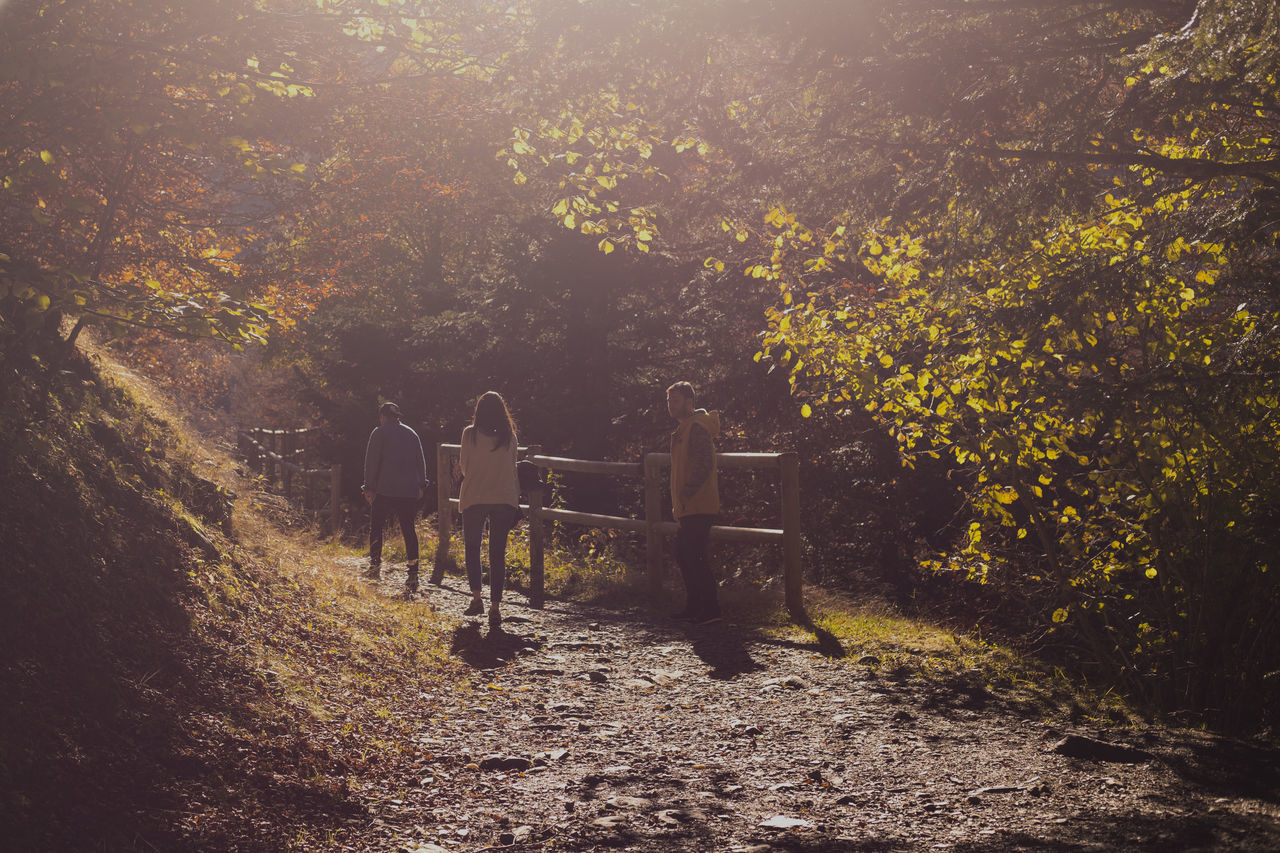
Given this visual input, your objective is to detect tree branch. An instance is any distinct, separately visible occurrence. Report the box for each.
[921,143,1280,181]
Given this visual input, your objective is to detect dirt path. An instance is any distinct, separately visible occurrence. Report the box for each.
[338,558,1280,852]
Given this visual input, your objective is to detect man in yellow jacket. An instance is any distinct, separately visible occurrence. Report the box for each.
[667,381,722,625]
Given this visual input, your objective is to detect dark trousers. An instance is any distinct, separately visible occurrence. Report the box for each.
[370,495,419,567]
[676,513,719,616]
[463,504,519,602]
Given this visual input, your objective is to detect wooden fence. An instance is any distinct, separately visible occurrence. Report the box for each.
[238,427,343,537]
[434,444,803,618]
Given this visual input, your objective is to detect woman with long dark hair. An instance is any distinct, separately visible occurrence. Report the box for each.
[458,391,520,627]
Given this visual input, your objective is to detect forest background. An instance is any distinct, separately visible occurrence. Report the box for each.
[3,0,1278,736]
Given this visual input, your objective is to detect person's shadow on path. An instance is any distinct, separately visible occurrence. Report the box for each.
[762,615,847,659]
[683,610,846,680]
[684,616,845,679]
[427,569,845,679]
[686,624,765,679]
[448,620,543,669]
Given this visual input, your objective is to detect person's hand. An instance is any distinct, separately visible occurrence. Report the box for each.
[364,489,375,504]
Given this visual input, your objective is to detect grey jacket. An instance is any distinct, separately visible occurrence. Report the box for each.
[362,421,428,498]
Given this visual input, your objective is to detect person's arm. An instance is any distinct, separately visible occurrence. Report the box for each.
[414,433,428,499]
[362,428,383,502]
[459,426,472,477]
[682,423,713,499]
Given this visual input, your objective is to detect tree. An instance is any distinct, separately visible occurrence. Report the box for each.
[0,0,327,362]
[746,0,1280,728]
[496,0,1279,727]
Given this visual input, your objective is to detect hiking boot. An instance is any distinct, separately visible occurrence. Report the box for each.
[405,565,419,593]
[464,598,484,616]
[489,603,502,629]
[363,563,382,580]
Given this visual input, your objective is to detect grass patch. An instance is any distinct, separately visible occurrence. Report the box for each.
[770,587,1136,726]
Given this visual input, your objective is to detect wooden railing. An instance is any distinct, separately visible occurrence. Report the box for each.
[238,428,342,537]
[435,444,803,618]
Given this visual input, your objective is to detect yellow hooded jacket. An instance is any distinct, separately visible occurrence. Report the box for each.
[670,409,720,519]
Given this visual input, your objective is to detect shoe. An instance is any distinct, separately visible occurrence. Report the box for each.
[695,612,723,626]
[489,604,502,628]
[405,568,419,593]
[464,598,484,616]
[429,568,445,586]
[363,563,382,580]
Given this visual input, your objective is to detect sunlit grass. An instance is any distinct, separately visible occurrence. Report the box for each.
[776,587,1134,725]
[105,356,465,732]
[220,504,462,743]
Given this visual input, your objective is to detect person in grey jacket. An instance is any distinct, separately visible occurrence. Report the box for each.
[362,401,428,591]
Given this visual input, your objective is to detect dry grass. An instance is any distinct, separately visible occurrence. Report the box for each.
[90,337,464,712]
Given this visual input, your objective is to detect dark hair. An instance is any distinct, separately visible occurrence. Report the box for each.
[666,381,695,402]
[379,401,402,419]
[470,391,517,450]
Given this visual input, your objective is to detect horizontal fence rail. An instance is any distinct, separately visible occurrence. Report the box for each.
[238,428,342,537]
[435,444,803,618]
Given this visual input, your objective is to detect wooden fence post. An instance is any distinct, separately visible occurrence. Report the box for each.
[644,453,664,596]
[433,443,453,581]
[780,451,804,620]
[282,431,295,499]
[264,430,276,486]
[526,445,544,609]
